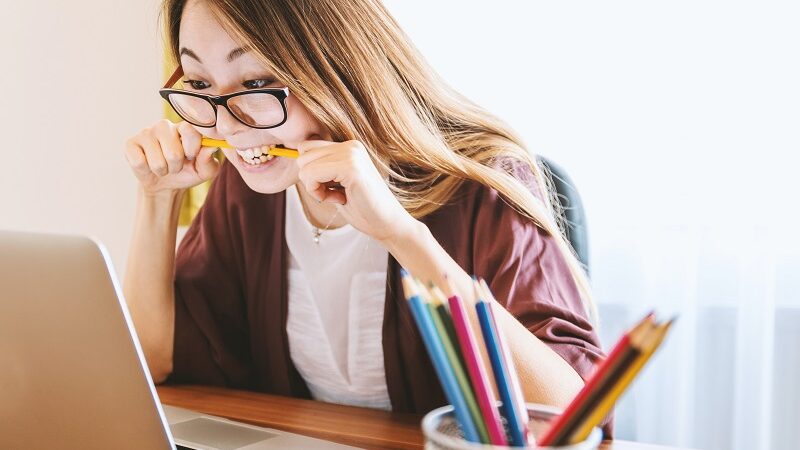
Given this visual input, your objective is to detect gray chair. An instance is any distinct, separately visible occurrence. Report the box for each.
[537,156,590,276]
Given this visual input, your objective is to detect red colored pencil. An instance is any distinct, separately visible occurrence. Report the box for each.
[538,312,655,446]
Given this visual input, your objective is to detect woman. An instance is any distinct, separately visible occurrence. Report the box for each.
[124,0,607,425]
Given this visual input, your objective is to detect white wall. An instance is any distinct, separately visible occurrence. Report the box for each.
[382,0,800,231]
[0,0,162,274]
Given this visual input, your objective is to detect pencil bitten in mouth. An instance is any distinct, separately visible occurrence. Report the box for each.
[235,144,282,165]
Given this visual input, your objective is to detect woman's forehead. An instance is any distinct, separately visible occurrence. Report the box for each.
[176,0,278,77]
[179,3,239,60]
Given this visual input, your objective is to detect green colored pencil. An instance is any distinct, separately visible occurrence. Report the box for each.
[419,280,490,444]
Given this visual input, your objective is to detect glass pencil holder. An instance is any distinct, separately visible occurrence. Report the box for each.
[421,403,602,450]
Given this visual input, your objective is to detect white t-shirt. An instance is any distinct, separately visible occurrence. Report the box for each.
[284,184,391,410]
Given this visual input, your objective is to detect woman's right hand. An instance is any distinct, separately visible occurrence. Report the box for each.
[125,119,221,195]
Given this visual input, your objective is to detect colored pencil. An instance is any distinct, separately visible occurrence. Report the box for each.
[538,313,655,446]
[421,281,490,444]
[567,318,675,443]
[441,279,508,446]
[427,283,467,369]
[478,279,532,446]
[200,137,299,158]
[400,271,480,443]
[474,279,528,447]
[398,266,673,447]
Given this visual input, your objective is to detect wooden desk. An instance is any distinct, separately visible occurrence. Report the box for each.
[157,385,686,450]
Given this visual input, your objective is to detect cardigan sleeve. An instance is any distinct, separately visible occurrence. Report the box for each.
[166,163,252,387]
[469,163,613,433]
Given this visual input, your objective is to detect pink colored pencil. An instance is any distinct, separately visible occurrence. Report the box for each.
[440,280,508,445]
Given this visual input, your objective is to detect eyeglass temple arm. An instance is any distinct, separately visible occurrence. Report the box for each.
[163,65,184,89]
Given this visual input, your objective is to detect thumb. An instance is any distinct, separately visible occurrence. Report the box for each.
[194,146,221,180]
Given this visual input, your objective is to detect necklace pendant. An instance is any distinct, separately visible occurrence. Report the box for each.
[313,228,321,244]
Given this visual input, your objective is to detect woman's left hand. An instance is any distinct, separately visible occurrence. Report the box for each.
[293,139,417,243]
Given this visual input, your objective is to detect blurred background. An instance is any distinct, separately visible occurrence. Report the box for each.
[1,1,797,449]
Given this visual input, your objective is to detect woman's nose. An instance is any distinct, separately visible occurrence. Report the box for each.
[214,106,249,136]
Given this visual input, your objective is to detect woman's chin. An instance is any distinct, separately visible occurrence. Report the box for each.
[230,154,296,194]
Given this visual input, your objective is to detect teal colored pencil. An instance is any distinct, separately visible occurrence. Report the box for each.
[421,282,490,444]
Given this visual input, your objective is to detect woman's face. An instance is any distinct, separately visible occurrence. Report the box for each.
[178,0,329,193]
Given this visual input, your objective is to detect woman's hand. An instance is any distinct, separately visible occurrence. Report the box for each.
[125,119,221,195]
[294,139,417,243]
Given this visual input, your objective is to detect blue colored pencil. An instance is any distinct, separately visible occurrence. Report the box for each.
[479,279,532,444]
[474,278,528,447]
[401,270,481,443]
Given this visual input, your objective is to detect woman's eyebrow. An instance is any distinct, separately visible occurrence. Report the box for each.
[179,47,202,63]
[178,46,249,64]
[226,47,249,62]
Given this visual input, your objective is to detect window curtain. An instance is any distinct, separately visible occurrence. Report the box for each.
[592,223,799,450]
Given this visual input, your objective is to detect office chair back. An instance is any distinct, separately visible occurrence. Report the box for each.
[537,156,590,275]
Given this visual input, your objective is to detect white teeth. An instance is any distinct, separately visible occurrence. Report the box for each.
[235,146,278,166]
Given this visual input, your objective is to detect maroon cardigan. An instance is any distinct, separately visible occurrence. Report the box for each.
[167,161,611,434]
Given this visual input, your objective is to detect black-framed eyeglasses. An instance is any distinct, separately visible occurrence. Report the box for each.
[159,66,290,129]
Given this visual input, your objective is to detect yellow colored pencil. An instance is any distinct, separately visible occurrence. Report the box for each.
[200,137,299,159]
[568,318,675,443]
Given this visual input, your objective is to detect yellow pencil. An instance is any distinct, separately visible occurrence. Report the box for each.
[568,318,675,443]
[200,137,299,159]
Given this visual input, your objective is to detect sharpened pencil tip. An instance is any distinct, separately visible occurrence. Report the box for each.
[400,271,419,301]
[442,275,458,298]
[665,315,678,328]
[472,278,485,303]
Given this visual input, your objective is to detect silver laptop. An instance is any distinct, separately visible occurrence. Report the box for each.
[0,231,357,450]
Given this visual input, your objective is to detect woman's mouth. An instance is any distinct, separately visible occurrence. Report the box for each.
[235,145,278,166]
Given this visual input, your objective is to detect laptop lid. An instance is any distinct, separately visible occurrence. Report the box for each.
[0,231,175,450]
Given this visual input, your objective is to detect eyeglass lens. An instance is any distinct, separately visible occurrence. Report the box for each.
[167,92,285,128]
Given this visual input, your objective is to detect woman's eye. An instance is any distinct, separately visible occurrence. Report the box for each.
[243,79,275,89]
[183,80,210,90]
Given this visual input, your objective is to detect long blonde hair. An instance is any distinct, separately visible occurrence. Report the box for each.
[163,0,597,322]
